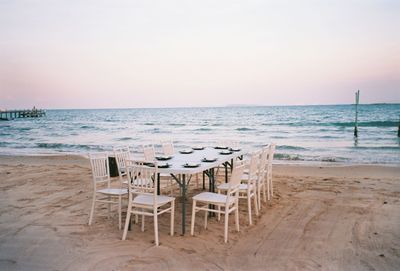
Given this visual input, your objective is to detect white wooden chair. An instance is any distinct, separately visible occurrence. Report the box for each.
[217,152,259,225]
[191,163,245,243]
[88,153,128,230]
[113,146,132,186]
[267,143,276,199]
[144,144,175,195]
[122,162,175,246]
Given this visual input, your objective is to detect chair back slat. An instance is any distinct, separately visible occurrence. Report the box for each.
[89,153,110,185]
[127,162,158,206]
[226,163,246,199]
[248,151,260,187]
[143,145,156,161]
[114,147,131,171]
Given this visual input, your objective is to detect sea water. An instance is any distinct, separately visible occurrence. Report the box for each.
[0,104,399,165]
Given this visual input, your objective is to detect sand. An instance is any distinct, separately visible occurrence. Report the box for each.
[0,155,399,270]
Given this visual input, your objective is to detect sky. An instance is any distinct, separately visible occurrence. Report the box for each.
[0,0,399,109]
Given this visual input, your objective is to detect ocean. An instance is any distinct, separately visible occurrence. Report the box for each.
[0,104,399,165]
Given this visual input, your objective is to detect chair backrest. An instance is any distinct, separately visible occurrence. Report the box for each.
[127,162,158,206]
[89,153,110,187]
[161,140,174,156]
[248,151,260,185]
[226,163,246,199]
[259,145,270,178]
[268,143,276,171]
[143,145,156,161]
[113,146,131,173]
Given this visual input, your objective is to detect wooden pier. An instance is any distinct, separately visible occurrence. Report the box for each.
[0,109,46,120]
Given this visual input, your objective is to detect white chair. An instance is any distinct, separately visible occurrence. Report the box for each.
[256,145,269,207]
[217,152,259,225]
[161,140,174,156]
[113,146,132,185]
[122,162,175,246]
[144,144,175,195]
[266,143,276,199]
[191,163,245,243]
[88,153,128,230]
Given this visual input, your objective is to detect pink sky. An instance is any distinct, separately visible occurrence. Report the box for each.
[1,1,399,109]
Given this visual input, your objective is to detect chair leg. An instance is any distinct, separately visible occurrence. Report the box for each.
[217,189,221,221]
[154,213,159,246]
[270,174,274,197]
[267,176,270,201]
[108,196,111,218]
[254,191,259,216]
[170,201,175,236]
[191,200,196,236]
[88,193,96,225]
[204,210,208,229]
[235,204,240,232]
[141,214,145,232]
[263,178,267,202]
[224,210,229,243]
[118,195,122,230]
[258,185,262,210]
[122,202,132,240]
[247,195,252,225]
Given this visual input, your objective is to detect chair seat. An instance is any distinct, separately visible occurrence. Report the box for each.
[193,192,235,205]
[217,183,254,191]
[133,194,175,206]
[98,188,128,195]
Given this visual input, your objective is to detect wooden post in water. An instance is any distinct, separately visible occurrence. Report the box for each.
[354,90,360,137]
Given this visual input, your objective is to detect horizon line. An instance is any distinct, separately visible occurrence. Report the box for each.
[27,102,400,111]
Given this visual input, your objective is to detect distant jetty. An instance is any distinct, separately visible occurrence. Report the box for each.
[0,108,46,120]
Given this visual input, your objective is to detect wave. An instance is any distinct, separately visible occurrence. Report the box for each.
[117,137,133,141]
[236,127,256,131]
[36,143,104,151]
[195,128,212,131]
[262,120,398,128]
[274,153,303,161]
[80,125,94,129]
[351,146,400,150]
[278,145,307,151]
[144,122,154,126]
[329,121,397,127]
[168,123,186,127]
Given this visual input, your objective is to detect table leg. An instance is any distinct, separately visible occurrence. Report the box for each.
[225,162,228,183]
[181,174,186,235]
[157,173,160,195]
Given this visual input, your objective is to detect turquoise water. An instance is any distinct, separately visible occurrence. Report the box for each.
[0,104,399,165]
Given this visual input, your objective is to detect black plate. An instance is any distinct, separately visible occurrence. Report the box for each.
[219,151,233,155]
[202,158,217,162]
[144,162,170,168]
[182,163,200,168]
[156,155,172,161]
[229,148,241,152]
[192,146,205,150]
[180,149,193,154]
[214,146,228,150]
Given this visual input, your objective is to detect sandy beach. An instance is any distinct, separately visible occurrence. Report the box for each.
[0,155,399,270]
